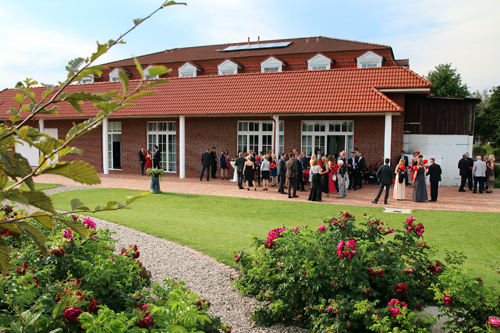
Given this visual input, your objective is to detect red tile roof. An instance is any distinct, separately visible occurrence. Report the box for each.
[103,36,392,67]
[0,67,432,119]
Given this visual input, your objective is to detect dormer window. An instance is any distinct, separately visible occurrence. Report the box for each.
[218,60,239,75]
[144,66,159,80]
[261,57,284,73]
[81,75,94,84]
[109,68,121,82]
[307,54,331,71]
[178,62,199,78]
[356,51,383,68]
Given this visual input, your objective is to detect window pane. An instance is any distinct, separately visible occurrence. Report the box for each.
[320,122,325,132]
[243,122,248,131]
[265,68,279,72]
[238,122,242,131]
[254,122,259,131]
[335,122,341,132]
[348,121,353,132]
[342,122,347,132]
[279,121,284,132]
[302,122,307,132]
[307,122,313,132]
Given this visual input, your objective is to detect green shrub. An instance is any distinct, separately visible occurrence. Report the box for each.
[0,207,229,332]
[234,211,500,332]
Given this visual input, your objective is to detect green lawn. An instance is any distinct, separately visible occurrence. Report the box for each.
[7,181,59,191]
[50,188,500,289]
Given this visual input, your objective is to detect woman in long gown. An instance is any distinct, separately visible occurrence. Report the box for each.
[337,160,347,198]
[243,155,256,191]
[145,150,152,170]
[486,154,495,193]
[320,156,330,197]
[393,159,406,200]
[412,161,428,202]
[308,158,322,202]
[328,155,336,194]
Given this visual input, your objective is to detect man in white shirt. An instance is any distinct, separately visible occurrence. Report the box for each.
[472,155,487,194]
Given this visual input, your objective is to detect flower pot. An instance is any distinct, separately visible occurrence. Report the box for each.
[150,175,161,193]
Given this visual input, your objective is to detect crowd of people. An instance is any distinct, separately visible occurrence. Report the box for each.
[139,145,496,203]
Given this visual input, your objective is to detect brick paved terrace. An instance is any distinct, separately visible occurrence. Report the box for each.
[36,172,500,213]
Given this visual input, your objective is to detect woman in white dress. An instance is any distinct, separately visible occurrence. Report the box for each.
[393,159,406,200]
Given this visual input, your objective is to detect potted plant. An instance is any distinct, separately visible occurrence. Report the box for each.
[146,168,164,193]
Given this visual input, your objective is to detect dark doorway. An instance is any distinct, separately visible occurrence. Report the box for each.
[327,135,345,158]
[112,141,121,169]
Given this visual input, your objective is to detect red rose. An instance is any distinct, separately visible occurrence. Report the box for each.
[443,295,452,306]
[133,251,140,259]
[394,283,408,294]
[137,316,153,328]
[64,307,83,322]
[87,298,97,313]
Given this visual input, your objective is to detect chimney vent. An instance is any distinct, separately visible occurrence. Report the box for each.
[258,36,260,45]
[316,37,319,42]
[248,37,250,45]
[306,38,309,42]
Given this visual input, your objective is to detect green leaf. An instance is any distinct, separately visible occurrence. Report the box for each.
[0,237,9,274]
[145,65,169,78]
[166,325,189,333]
[12,94,25,104]
[65,57,85,75]
[104,201,119,210]
[33,135,64,156]
[133,18,144,26]
[70,198,85,211]
[0,173,8,190]
[0,149,32,178]
[37,106,59,115]
[123,90,158,103]
[126,192,150,205]
[17,88,36,104]
[9,115,21,124]
[31,211,54,231]
[21,190,57,214]
[68,99,83,114]
[18,221,48,256]
[24,176,35,191]
[58,146,83,158]
[57,217,89,239]
[163,1,187,8]
[5,189,28,205]
[90,42,110,63]
[117,71,130,93]
[134,57,144,79]
[41,86,55,101]
[40,161,101,186]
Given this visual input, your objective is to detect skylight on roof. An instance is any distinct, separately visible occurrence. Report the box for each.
[222,41,291,52]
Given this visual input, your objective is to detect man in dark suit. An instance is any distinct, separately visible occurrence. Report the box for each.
[210,147,217,179]
[200,148,211,181]
[372,158,393,204]
[295,153,304,192]
[458,154,469,192]
[235,152,246,189]
[466,152,474,190]
[348,152,359,190]
[278,153,287,194]
[286,152,298,198]
[399,150,409,185]
[299,152,308,191]
[153,145,161,169]
[139,146,146,175]
[426,158,442,201]
[357,152,366,189]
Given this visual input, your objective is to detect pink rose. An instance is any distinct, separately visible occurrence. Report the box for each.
[346,240,357,249]
[293,227,299,233]
[487,317,500,328]
[389,307,401,317]
[327,306,333,312]
[62,228,74,240]
[443,295,452,306]
[276,227,285,233]
[64,306,83,322]
[406,216,415,224]
[83,216,97,230]
[137,316,153,328]
[317,226,326,232]
[268,230,278,240]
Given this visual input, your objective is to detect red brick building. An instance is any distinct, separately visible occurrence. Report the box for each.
[0,36,435,178]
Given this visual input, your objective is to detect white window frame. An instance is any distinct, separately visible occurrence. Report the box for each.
[109,68,122,82]
[178,63,197,78]
[301,120,354,158]
[147,122,177,173]
[81,75,94,84]
[307,54,331,71]
[357,51,383,68]
[261,57,283,73]
[237,121,284,154]
[143,66,159,80]
[218,60,238,75]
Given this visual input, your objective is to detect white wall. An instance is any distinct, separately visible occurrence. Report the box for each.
[403,134,474,186]
[15,128,59,167]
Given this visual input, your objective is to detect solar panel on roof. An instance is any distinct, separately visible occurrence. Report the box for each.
[222,41,291,52]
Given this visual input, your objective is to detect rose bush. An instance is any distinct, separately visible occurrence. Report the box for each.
[234,211,500,332]
[0,206,229,332]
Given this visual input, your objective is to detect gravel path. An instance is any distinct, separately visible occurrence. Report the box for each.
[30,185,307,333]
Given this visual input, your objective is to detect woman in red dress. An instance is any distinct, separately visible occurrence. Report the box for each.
[328,155,336,194]
[145,149,153,170]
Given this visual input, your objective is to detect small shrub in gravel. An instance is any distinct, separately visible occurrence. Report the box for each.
[234,211,500,332]
[0,206,230,332]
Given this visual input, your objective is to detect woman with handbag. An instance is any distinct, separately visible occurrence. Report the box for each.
[393,159,406,200]
[337,160,348,198]
[486,154,496,193]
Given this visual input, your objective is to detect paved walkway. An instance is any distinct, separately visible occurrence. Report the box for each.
[36,172,500,213]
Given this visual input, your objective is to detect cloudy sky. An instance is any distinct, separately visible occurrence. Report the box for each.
[0,0,498,93]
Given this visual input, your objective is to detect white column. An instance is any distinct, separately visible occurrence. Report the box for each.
[273,114,280,156]
[39,119,44,133]
[384,113,392,162]
[179,115,185,179]
[102,118,109,175]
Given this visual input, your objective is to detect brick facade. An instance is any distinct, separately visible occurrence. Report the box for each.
[43,113,404,178]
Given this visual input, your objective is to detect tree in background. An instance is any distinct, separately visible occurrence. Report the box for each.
[426,63,471,98]
[475,86,500,147]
